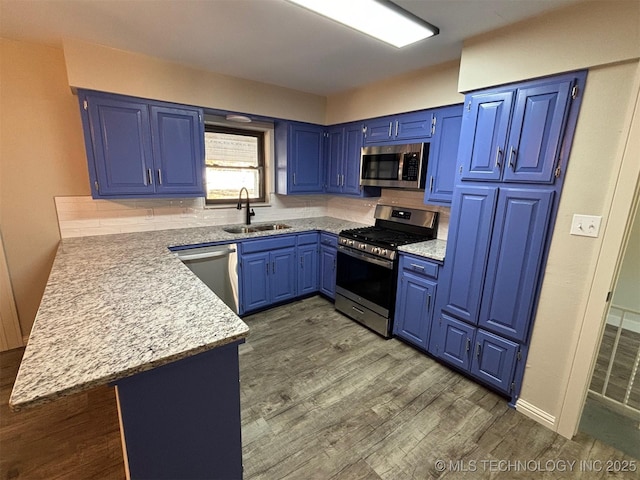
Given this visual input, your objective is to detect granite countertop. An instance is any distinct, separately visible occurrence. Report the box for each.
[398,239,447,262]
[9,216,368,411]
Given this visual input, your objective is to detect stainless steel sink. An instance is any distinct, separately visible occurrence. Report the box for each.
[223,223,291,234]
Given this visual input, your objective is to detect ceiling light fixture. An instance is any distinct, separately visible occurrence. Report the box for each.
[287,0,438,48]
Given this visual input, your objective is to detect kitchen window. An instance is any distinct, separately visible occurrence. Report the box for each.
[204,125,266,205]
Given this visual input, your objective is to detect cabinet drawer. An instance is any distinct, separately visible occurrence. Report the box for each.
[400,255,438,279]
[320,232,338,248]
[241,235,296,254]
[297,232,319,245]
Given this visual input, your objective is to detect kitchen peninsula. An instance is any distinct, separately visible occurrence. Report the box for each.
[9,217,382,478]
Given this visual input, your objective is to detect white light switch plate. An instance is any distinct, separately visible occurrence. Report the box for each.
[570,214,602,237]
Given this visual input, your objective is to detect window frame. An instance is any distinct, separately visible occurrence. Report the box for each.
[204,125,266,206]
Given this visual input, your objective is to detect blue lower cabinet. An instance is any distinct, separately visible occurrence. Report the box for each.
[393,271,435,350]
[470,330,519,394]
[240,251,271,313]
[270,247,297,303]
[431,314,520,396]
[319,234,338,299]
[297,243,319,296]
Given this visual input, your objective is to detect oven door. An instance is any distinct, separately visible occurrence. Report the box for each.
[335,246,396,320]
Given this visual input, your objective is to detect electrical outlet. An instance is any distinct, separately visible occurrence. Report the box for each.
[570,214,602,238]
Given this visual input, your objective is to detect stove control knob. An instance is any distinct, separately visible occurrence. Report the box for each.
[359,243,367,250]
[372,247,381,255]
[380,249,388,257]
[349,240,355,247]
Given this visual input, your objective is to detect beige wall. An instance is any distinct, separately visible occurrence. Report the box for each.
[0,38,90,335]
[325,60,464,124]
[63,39,327,125]
[456,0,640,435]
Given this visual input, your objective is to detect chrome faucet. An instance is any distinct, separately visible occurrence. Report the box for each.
[237,187,255,225]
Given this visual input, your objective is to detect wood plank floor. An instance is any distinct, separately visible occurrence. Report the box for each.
[1,295,637,479]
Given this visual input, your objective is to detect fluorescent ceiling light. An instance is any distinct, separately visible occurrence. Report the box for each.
[288,0,438,48]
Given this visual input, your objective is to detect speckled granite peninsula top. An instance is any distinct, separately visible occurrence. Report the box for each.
[10,217,368,411]
[398,239,447,262]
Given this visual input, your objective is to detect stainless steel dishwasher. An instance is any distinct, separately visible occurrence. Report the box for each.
[174,244,239,314]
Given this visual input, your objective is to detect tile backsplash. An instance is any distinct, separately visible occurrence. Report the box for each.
[55,190,449,240]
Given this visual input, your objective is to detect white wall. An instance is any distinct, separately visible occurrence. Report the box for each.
[612,204,640,313]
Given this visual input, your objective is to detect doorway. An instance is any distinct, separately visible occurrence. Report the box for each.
[579,199,640,458]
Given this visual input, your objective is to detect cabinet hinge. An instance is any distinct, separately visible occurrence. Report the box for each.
[466,101,471,111]
[362,125,368,136]
[517,350,522,361]
[571,85,579,100]
[554,166,562,178]
[510,382,516,392]
[606,291,613,302]
[83,99,88,110]
[431,115,436,135]
[459,165,463,174]
[94,180,99,191]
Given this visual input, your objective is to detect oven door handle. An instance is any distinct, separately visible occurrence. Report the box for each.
[337,245,394,269]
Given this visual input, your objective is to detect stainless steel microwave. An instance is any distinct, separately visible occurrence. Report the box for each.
[360,143,428,189]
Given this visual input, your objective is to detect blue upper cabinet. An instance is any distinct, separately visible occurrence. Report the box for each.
[83,95,154,196]
[363,110,434,145]
[478,188,554,342]
[324,122,380,197]
[424,105,463,205]
[503,80,573,183]
[150,106,204,195]
[80,90,204,199]
[459,90,514,182]
[275,121,325,194]
[459,74,577,184]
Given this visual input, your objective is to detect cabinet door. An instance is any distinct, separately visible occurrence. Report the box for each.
[424,106,462,204]
[502,80,572,183]
[240,252,270,312]
[298,244,319,296]
[460,91,514,182]
[363,117,393,144]
[319,245,337,299]
[470,330,519,394]
[436,314,475,371]
[270,247,297,303]
[393,271,435,350]
[395,111,434,141]
[86,95,153,196]
[438,186,498,325]
[150,106,204,196]
[290,124,325,193]
[342,123,365,195]
[479,188,554,342]
[325,127,343,193]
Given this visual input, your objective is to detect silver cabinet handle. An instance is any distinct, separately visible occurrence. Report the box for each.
[475,342,482,358]
[341,174,345,186]
[426,294,431,311]
[337,174,341,186]
[333,258,336,271]
[293,173,296,185]
[272,261,275,274]
[394,121,399,137]
[388,122,392,137]
[429,176,434,192]
[508,147,517,170]
[495,146,503,168]
[157,169,163,185]
[352,305,365,315]
[465,338,471,352]
[410,263,425,271]
[146,168,153,185]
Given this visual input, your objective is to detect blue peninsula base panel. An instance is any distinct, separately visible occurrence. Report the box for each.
[115,341,243,480]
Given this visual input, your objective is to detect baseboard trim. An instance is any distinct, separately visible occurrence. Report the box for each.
[516,398,557,430]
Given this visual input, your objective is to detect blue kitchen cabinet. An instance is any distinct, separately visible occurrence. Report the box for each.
[275,121,325,194]
[424,105,463,205]
[325,123,380,197]
[459,75,575,184]
[239,236,297,313]
[478,188,554,342]
[319,233,338,299]
[432,315,519,395]
[459,90,514,182]
[363,110,434,145]
[79,90,204,199]
[436,185,498,326]
[297,233,319,297]
[393,255,438,350]
[150,105,204,195]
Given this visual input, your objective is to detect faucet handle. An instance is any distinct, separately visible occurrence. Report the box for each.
[249,209,256,217]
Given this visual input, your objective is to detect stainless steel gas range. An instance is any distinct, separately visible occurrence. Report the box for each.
[335,204,438,338]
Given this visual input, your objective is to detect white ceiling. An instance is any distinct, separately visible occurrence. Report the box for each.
[0,0,585,96]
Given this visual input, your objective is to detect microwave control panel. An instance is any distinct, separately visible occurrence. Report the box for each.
[401,153,421,181]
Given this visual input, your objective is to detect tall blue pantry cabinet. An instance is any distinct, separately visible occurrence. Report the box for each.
[430,71,587,403]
